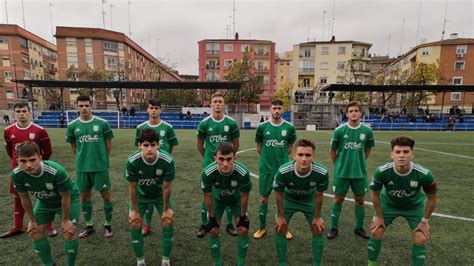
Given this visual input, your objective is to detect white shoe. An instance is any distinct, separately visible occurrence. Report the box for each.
[161,259,170,266]
[137,259,146,266]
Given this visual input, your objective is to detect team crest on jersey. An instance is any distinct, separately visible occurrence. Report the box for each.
[29,133,35,140]
[310,181,316,187]
[155,169,163,176]
[224,125,229,132]
[410,181,418,188]
[45,183,54,190]
[160,130,165,137]
[93,125,99,132]
[281,130,287,137]
[231,180,238,187]
[360,134,366,140]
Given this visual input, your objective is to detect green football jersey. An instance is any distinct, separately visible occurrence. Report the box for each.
[330,123,375,179]
[125,150,175,203]
[12,161,79,209]
[201,161,251,204]
[197,115,240,168]
[255,120,297,174]
[273,161,329,201]
[66,116,114,172]
[134,120,178,152]
[370,161,436,209]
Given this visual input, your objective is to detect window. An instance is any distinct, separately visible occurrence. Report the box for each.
[321,47,329,55]
[105,56,118,69]
[104,41,118,52]
[5,87,13,93]
[303,49,312,57]
[452,77,463,85]
[256,47,265,55]
[224,44,233,52]
[421,48,430,56]
[454,61,465,70]
[224,59,233,67]
[451,92,461,101]
[23,70,31,80]
[206,42,220,54]
[337,61,345,70]
[67,55,78,67]
[65,38,76,47]
[298,60,314,72]
[456,45,467,55]
[263,75,269,84]
[319,77,328,84]
[338,47,346,54]
[302,78,310,87]
[320,62,329,70]
[241,44,250,52]
[20,38,28,48]
[2,56,10,66]
[86,55,94,66]
[0,36,8,44]
[336,77,345,84]
[206,71,219,81]
[85,39,93,47]
[3,70,11,77]
[257,61,264,70]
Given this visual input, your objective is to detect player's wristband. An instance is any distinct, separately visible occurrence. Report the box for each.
[421,217,429,223]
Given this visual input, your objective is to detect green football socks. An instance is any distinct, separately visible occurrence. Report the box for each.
[355,204,365,229]
[33,237,53,265]
[330,203,342,229]
[103,201,113,226]
[131,228,144,259]
[312,235,324,265]
[81,200,93,226]
[162,226,174,258]
[201,201,208,225]
[275,234,288,265]
[208,236,222,265]
[258,204,268,229]
[65,239,79,266]
[412,244,426,266]
[225,208,233,226]
[237,235,249,264]
[368,238,382,261]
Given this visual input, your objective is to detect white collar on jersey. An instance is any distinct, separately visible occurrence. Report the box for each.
[141,151,160,165]
[293,162,312,178]
[393,162,413,177]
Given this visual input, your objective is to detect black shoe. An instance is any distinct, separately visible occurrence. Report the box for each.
[104,225,113,238]
[225,224,238,237]
[196,225,207,238]
[79,226,96,238]
[354,228,370,239]
[326,228,338,240]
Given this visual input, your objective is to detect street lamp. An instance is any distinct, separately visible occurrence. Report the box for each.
[12,63,19,98]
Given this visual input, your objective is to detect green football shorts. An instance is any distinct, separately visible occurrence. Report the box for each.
[76,171,111,192]
[332,178,368,196]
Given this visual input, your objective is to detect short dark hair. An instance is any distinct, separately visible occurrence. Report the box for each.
[345,101,361,112]
[211,92,225,100]
[216,142,234,155]
[391,136,415,150]
[148,98,161,108]
[138,128,160,144]
[16,141,40,157]
[13,102,30,111]
[271,99,284,106]
[294,138,315,151]
[76,95,91,103]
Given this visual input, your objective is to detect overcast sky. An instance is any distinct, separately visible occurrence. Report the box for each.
[2,0,472,75]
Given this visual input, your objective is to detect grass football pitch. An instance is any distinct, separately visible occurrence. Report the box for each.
[0,128,473,265]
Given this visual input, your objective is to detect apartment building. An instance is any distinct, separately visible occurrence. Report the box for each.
[56,26,181,109]
[384,34,474,111]
[290,37,372,103]
[0,24,58,110]
[198,34,276,109]
[275,52,293,92]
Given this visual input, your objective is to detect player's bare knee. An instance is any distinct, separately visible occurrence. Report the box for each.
[372,227,384,240]
[238,227,248,236]
[209,228,219,237]
[311,227,323,236]
[334,195,345,204]
[162,218,173,227]
[414,231,428,245]
[100,189,112,201]
[260,196,269,205]
[30,230,43,241]
[63,231,75,241]
[354,195,365,206]
[80,191,92,202]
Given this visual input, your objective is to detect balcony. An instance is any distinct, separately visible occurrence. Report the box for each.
[254,50,269,57]
[299,68,315,73]
[352,53,370,61]
[206,64,220,70]
[205,50,220,56]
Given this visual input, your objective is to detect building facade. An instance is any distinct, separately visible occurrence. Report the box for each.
[0,24,58,110]
[383,34,474,112]
[290,37,372,103]
[56,26,181,109]
[198,34,276,109]
[274,52,293,92]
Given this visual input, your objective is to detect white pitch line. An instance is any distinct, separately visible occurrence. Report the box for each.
[248,167,474,222]
[377,141,474,160]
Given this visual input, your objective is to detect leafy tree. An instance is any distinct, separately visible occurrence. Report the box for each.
[224,49,264,110]
[273,81,292,111]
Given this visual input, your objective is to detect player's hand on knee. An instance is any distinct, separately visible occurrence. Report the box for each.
[414,220,430,241]
[370,216,385,235]
[275,215,287,235]
[161,208,175,227]
[61,219,76,235]
[311,217,324,235]
[128,210,142,228]
[27,220,39,235]
[237,215,250,229]
[206,216,219,233]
